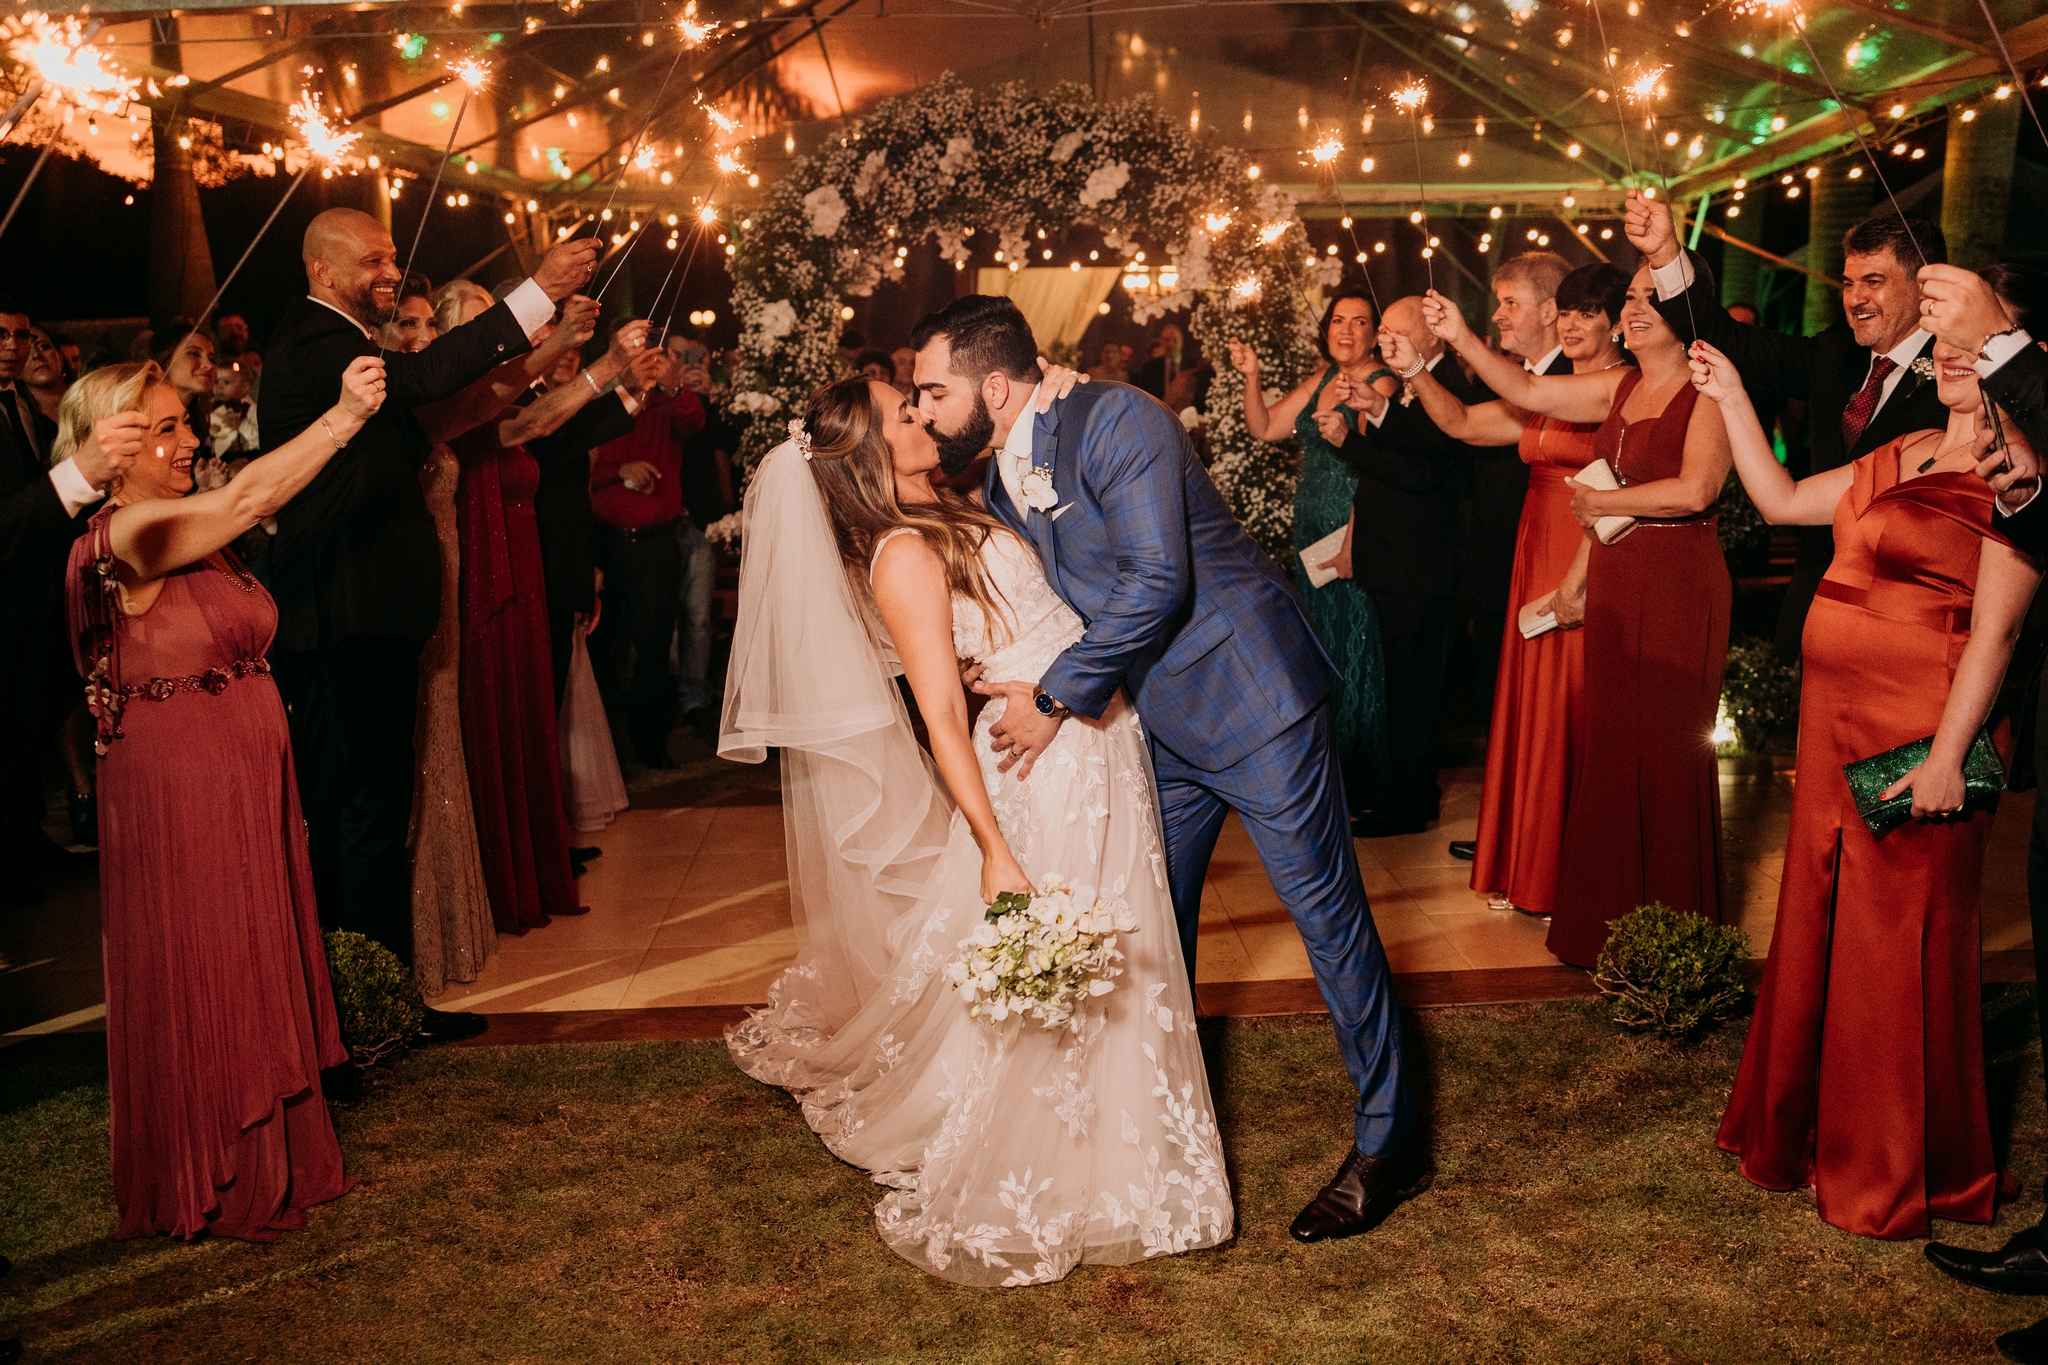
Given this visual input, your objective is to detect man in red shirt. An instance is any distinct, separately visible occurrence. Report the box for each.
[589,342,706,768]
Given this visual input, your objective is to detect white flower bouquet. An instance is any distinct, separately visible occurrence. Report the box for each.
[945,876,1136,1030]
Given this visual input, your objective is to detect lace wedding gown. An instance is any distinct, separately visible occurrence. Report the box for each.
[728,527,1233,1286]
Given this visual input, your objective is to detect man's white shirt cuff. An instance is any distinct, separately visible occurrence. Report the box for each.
[1365,402,1387,428]
[1978,330,2035,378]
[619,390,641,415]
[1650,253,1695,301]
[1999,482,2042,518]
[504,278,556,339]
[49,457,103,518]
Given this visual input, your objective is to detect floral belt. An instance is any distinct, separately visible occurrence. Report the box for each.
[116,656,271,702]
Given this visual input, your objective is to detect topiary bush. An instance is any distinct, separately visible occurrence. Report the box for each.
[323,929,425,1066]
[1718,635,1800,757]
[1592,903,1751,1038]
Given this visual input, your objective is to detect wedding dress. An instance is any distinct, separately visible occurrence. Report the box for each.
[722,441,1232,1287]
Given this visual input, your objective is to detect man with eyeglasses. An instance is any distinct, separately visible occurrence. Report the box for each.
[0,299,139,904]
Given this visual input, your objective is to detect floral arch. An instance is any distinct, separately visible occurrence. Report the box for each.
[725,75,1342,561]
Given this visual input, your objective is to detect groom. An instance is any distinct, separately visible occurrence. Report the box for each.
[911,295,1426,1241]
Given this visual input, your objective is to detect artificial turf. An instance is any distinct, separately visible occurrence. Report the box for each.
[4,993,2045,1363]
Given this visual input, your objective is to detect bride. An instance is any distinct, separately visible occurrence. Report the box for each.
[721,372,1233,1286]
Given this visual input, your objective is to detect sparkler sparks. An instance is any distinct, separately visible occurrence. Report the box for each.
[1204,212,1233,232]
[6,14,136,112]
[1391,80,1428,114]
[450,57,491,92]
[1309,133,1344,165]
[1258,221,1288,245]
[704,103,743,134]
[1624,63,1670,106]
[714,150,747,175]
[289,91,361,163]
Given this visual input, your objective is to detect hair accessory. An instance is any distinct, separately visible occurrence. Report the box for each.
[788,417,814,461]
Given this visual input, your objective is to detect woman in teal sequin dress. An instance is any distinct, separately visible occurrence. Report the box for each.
[1228,286,1391,813]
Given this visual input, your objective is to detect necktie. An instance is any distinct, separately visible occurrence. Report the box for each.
[1840,355,1898,452]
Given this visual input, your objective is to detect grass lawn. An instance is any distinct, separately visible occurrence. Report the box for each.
[4,994,2046,1364]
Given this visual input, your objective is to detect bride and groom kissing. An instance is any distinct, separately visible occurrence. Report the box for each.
[720,294,1426,1286]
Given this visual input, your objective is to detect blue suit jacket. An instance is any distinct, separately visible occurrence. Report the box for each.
[986,381,1330,774]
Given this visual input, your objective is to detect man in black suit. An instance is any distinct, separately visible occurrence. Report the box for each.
[1908,262,2048,1365]
[261,208,598,1041]
[1627,188,1949,661]
[1326,294,1512,837]
[0,299,135,904]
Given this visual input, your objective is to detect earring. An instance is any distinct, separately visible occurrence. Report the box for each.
[1611,331,1623,343]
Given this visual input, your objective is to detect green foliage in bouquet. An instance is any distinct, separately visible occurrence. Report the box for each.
[985,889,1033,922]
[1718,635,1800,756]
[322,929,425,1066]
[1592,903,1750,1038]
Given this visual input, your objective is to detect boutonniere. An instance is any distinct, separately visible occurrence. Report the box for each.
[1398,383,1418,407]
[1018,466,1058,512]
[1909,356,1937,385]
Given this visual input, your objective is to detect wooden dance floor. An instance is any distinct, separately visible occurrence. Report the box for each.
[8,762,2031,1044]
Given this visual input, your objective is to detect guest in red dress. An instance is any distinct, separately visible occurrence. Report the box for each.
[1381,264,1631,917]
[1423,269,1733,965]
[64,355,386,1240]
[1695,337,2041,1239]
[425,282,656,933]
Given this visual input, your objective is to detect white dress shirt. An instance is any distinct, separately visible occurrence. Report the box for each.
[309,276,557,343]
[1650,252,1924,415]
[996,382,1042,510]
[1527,343,1564,376]
[0,380,100,517]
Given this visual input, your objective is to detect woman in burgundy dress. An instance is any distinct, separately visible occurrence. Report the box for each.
[1696,335,2040,1239]
[64,354,386,1241]
[426,282,647,932]
[1424,269,1733,966]
[1382,264,1630,918]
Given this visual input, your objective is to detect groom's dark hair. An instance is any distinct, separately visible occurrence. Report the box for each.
[909,295,1040,385]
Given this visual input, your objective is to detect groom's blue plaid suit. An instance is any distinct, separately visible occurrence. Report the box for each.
[986,381,1410,1154]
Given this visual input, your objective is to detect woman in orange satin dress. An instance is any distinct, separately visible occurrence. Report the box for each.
[1423,270,1733,964]
[1694,338,2041,1240]
[1387,264,1631,917]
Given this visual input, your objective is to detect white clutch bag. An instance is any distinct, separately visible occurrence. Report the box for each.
[1519,593,1558,639]
[1575,459,1636,545]
[1299,525,1349,589]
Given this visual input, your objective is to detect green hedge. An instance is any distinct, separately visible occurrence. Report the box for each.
[1593,903,1750,1038]
[322,929,425,1066]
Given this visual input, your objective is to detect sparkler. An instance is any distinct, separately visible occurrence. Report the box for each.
[1624,64,1698,341]
[1736,0,1924,269]
[1303,124,1385,315]
[1583,0,1635,178]
[1392,80,1433,289]
[174,91,363,359]
[590,44,686,237]
[1973,0,2047,151]
[0,15,129,242]
[380,58,489,358]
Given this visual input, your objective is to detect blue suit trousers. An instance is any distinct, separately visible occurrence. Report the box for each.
[1152,700,1410,1155]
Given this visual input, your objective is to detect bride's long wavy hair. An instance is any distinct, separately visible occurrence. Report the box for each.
[803,376,1016,644]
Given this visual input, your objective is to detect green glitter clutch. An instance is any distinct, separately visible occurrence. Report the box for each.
[1841,729,2004,836]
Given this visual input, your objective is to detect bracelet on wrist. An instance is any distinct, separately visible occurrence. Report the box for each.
[317,414,347,450]
[582,370,602,396]
[1397,356,1427,380]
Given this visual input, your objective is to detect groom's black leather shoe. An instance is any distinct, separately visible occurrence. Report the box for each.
[416,1007,489,1045]
[1448,840,1476,861]
[1999,1318,2048,1364]
[1288,1144,1432,1243]
[1927,1227,2048,1296]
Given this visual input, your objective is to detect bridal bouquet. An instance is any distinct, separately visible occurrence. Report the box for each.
[945,876,1137,1030]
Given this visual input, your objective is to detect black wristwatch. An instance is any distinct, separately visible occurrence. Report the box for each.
[1033,685,1070,719]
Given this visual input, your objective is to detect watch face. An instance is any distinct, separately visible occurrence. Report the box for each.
[1035,692,1055,715]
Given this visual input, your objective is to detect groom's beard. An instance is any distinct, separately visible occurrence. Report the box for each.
[933,394,996,478]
